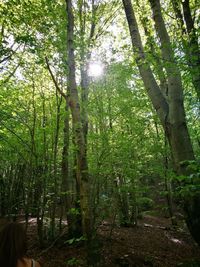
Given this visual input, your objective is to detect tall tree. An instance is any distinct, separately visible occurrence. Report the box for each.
[65,0,91,239]
[148,0,194,173]
[122,0,200,245]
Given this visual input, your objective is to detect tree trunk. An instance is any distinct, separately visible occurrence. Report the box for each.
[122,0,168,128]
[114,176,130,226]
[61,99,82,237]
[148,0,194,173]
[50,90,62,239]
[171,0,185,31]
[138,5,168,97]
[182,0,200,101]
[65,0,91,239]
[79,0,96,143]
[122,0,200,245]
[171,0,200,101]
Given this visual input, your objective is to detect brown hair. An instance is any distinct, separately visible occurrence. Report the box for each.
[0,222,27,267]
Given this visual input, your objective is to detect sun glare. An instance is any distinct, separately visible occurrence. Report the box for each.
[88,62,103,77]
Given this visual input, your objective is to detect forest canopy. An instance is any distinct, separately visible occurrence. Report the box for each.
[0,0,200,265]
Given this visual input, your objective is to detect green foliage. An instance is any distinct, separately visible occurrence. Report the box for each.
[68,208,80,216]
[0,0,199,247]
[137,197,155,211]
[65,236,86,245]
[175,160,200,198]
[66,257,81,266]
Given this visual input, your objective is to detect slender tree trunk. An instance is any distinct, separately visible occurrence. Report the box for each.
[36,89,48,246]
[118,176,130,226]
[171,0,185,31]
[50,91,62,239]
[65,0,91,239]
[182,0,200,101]
[79,0,96,143]
[122,0,168,128]
[163,137,176,225]
[114,176,129,226]
[130,180,138,226]
[61,99,82,237]
[61,100,70,215]
[0,172,6,217]
[137,6,168,97]
[171,0,200,101]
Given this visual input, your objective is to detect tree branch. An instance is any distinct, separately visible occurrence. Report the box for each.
[45,57,67,99]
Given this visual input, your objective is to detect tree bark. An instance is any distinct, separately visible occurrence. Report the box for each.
[122,0,200,246]
[122,0,168,128]
[182,0,200,101]
[148,0,194,173]
[171,0,200,101]
[65,0,91,239]
[138,7,168,97]
[79,0,96,164]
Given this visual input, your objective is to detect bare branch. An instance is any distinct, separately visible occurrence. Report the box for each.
[45,57,67,99]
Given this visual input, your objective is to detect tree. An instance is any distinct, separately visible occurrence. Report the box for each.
[122,0,200,245]
[65,0,91,240]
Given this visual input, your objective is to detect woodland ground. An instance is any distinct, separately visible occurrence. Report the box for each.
[25,214,200,267]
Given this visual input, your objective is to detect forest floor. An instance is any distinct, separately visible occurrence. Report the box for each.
[26,214,200,267]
